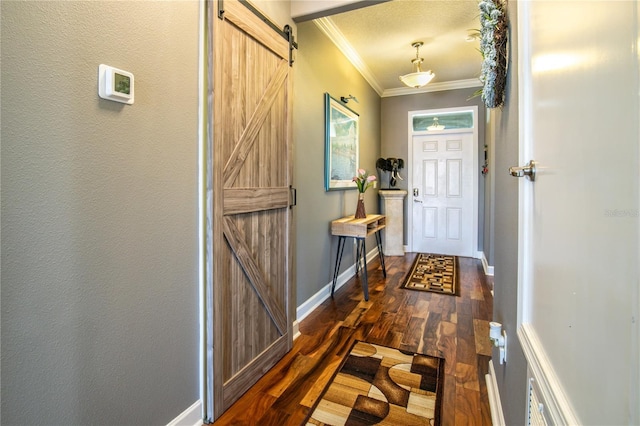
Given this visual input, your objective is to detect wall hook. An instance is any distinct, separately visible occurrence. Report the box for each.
[340,94,358,104]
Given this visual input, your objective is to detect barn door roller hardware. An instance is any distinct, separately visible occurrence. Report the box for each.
[218,0,298,66]
[289,186,297,209]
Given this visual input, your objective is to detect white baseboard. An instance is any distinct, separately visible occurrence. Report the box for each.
[518,323,581,425]
[486,360,505,426]
[293,320,300,340]
[296,246,379,323]
[167,400,202,426]
[480,251,494,276]
[295,266,352,323]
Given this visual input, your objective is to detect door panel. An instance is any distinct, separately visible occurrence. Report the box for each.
[411,132,474,256]
[446,159,461,197]
[211,0,293,419]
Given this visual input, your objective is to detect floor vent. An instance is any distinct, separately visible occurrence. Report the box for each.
[520,324,581,425]
[528,374,550,426]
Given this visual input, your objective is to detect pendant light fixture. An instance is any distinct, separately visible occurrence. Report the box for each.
[399,42,435,89]
[427,117,445,131]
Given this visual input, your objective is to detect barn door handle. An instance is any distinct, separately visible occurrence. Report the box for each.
[289,186,296,209]
[509,160,537,181]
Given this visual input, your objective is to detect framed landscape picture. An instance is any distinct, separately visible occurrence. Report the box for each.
[325,93,359,191]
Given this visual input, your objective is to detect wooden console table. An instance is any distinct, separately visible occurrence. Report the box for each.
[330,214,386,301]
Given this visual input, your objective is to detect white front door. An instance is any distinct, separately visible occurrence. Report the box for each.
[516,1,639,424]
[411,131,476,257]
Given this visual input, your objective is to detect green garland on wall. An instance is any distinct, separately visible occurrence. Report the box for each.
[478,0,508,108]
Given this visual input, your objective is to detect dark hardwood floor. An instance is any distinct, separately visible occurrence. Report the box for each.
[213,252,494,425]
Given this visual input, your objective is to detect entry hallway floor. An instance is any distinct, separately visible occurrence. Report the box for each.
[213,253,494,425]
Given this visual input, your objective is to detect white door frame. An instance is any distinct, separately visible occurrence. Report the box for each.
[407,106,479,257]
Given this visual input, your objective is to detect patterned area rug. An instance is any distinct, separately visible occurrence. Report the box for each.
[400,253,459,296]
[305,341,444,426]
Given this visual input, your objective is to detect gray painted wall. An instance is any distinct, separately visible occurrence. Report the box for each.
[380,91,487,254]
[1,2,200,424]
[491,2,528,423]
[293,21,381,306]
[483,112,495,266]
[253,0,295,29]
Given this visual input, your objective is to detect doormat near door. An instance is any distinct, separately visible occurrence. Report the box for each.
[305,340,444,426]
[400,253,459,296]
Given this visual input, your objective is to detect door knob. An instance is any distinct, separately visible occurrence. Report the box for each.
[509,160,537,181]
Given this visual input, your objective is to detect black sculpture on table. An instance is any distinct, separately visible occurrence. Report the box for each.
[376,157,404,188]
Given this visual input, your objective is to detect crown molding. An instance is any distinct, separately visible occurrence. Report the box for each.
[313,17,384,96]
[382,78,482,98]
[312,17,483,99]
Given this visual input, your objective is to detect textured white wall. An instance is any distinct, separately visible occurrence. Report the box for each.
[1,2,200,424]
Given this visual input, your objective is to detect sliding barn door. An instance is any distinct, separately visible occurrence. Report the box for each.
[211,0,293,419]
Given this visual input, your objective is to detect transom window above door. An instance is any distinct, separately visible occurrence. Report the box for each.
[412,110,474,132]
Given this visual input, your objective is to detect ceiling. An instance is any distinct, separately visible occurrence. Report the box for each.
[313,0,483,97]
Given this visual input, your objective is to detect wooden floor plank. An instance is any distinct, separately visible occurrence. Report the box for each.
[474,319,493,357]
[213,253,493,425]
[441,373,457,426]
[455,386,484,426]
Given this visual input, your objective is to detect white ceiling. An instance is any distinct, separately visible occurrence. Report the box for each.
[313,0,483,97]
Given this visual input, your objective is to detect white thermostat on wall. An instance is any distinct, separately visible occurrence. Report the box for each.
[98,64,134,104]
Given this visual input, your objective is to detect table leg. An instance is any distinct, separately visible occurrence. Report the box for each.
[354,239,359,276]
[375,231,387,278]
[331,236,346,297]
[355,238,362,276]
[357,238,369,301]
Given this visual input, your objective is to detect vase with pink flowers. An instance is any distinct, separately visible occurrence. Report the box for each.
[352,168,376,219]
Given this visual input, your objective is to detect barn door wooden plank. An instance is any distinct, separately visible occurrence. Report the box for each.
[222,60,288,188]
[220,0,289,59]
[210,0,293,420]
[224,187,289,215]
[222,216,287,334]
